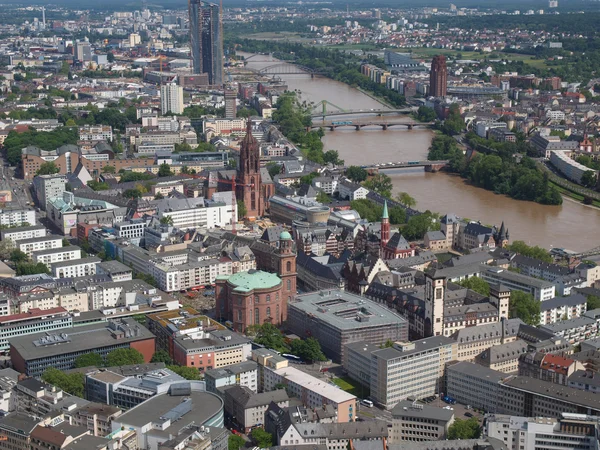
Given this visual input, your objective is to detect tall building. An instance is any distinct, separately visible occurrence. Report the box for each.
[189,0,223,86]
[74,41,92,63]
[160,83,184,115]
[224,86,237,119]
[429,55,447,97]
[238,121,264,218]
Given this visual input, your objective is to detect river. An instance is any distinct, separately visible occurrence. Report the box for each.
[243,53,600,252]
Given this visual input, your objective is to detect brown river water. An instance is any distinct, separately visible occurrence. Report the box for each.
[243,54,600,252]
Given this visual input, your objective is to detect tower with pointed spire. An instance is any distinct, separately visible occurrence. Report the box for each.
[493,221,510,248]
[380,200,390,255]
[238,120,264,218]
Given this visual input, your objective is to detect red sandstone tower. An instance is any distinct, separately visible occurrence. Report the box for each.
[238,121,264,218]
[380,200,390,256]
[430,55,448,97]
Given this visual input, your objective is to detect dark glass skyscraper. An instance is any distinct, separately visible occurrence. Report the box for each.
[189,0,223,86]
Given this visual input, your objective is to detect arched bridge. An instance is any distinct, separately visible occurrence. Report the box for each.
[310,120,435,131]
[361,160,449,173]
[257,63,329,77]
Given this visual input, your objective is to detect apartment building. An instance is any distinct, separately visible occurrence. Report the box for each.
[204,360,258,394]
[16,235,63,257]
[51,256,100,278]
[79,125,113,142]
[96,260,133,282]
[150,256,234,292]
[539,316,598,344]
[0,307,72,354]
[0,208,36,227]
[518,352,584,385]
[540,294,587,325]
[389,400,454,444]
[480,265,556,301]
[33,174,67,211]
[0,225,45,242]
[222,386,289,433]
[253,348,357,423]
[70,403,122,437]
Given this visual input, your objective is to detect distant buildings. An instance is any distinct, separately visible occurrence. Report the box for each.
[429,55,447,97]
[189,0,223,86]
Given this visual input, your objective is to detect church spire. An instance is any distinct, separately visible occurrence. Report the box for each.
[382,200,389,220]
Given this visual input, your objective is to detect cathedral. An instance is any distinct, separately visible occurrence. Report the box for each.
[205,121,274,219]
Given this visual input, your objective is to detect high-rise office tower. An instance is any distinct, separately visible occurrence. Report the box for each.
[224,86,237,119]
[160,83,184,115]
[429,55,447,98]
[74,42,92,63]
[189,0,223,87]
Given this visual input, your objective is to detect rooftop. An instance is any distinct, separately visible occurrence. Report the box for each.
[290,290,407,331]
[273,365,356,404]
[391,400,454,422]
[372,336,455,361]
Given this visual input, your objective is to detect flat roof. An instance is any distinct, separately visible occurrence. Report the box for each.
[32,246,81,257]
[503,376,600,410]
[273,365,356,404]
[16,234,63,245]
[115,385,222,435]
[372,336,455,361]
[447,361,506,384]
[290,290,407,331]
[9,318,154,360]
[481,265,554,289]
[391,400,454,421]
[51,256,101,269]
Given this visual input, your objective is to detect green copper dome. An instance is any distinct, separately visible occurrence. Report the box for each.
[280,231,292,240]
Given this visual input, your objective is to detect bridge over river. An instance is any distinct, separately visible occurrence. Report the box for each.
[310,119,435,131]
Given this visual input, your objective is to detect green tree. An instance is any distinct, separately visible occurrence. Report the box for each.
[587,295,600,311]
[237,107,259,118]
[237,200,247,220]
[402,211,440,240]
[229,434,246,450]
[290,337,327,362]
[316,191,331,203]
[441,103,465,136]
[508,241,553,263]
[323,149,344,165]
[42,368,85,397]
[167,365,200,380]
[346,166,368,183]
[74,352,104,368]
[363,173,393,198]
[59,61,70,75]
[448,417,481,440]
[36,161,60,175]
[458,277,490,296]
[151,350,173,365]
[581,170,597,189]
[251,428,273,448]
[160,216,174,226]
[62,238,70,247]
[510,291,541,326]
[380,339,394,348]
[9,249,28,263]
[396,192,416,208]
[16,262,50,276]
[267,162,282,178]
[107,52,115,63]
[105,348,145,367]
[416,106,436,122]
[158,163,173,177]
[87,180,110,191]
[253,323,289,353]
[123,188,142,199]
[102,165,116,174]
[155,193,164,200]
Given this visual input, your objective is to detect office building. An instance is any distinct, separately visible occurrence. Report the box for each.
[287,289,408,362]
[429,55,447,97]
[389,400,455,444]
[224,86,237,119]
[160,83,184,115]
[74,41,92,63]
[189,0,223,86]
[36,175,68,212]
[10,318,156,377]
[480,265,556,301]
[485,413,600,450]
[345,337,456,409]
[222,386,289,433]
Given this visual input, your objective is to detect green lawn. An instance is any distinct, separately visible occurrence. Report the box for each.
[332,376,370,398]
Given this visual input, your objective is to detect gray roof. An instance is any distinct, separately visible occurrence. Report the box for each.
[452,318,524,343]
[372,336,455,361]
[540,293,587,311]
[481,265,555,289]
[502,376,600,410]
[477,339,528,364]
[16,234,63,245]
[97,260,132,274]
[0,412,40,435]
[426,262,483,280]
[425,230,446,241]
[32,246,81,257]
[50,256,101,269]
[226,386,288,408]
[293,421,388,440]
[568,370,600,388]
[389,439,508,450]
[540,316,596,333]
[205,360,257,379]
[447,361,506,383]
[64,435,110,450]
[9,318,154,360]
[390,400,454,422]
[290,290,407,331]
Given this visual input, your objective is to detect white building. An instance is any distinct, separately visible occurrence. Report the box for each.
[485,413,600,450]
[338,180,369,201]
[540,294,587,325]
[204,360,258,394]
[32,246,82,267]
[150,257,234,292]
[160,83,184,115]
[0,226,45,242]
[153,197,235,230]
[79,125,113,142]
[51,257,100,279]
[115,220,147,239]
[0,209,36,228]
[33,175,67,211]
[546,110,566,121]
[16,235,63,257]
